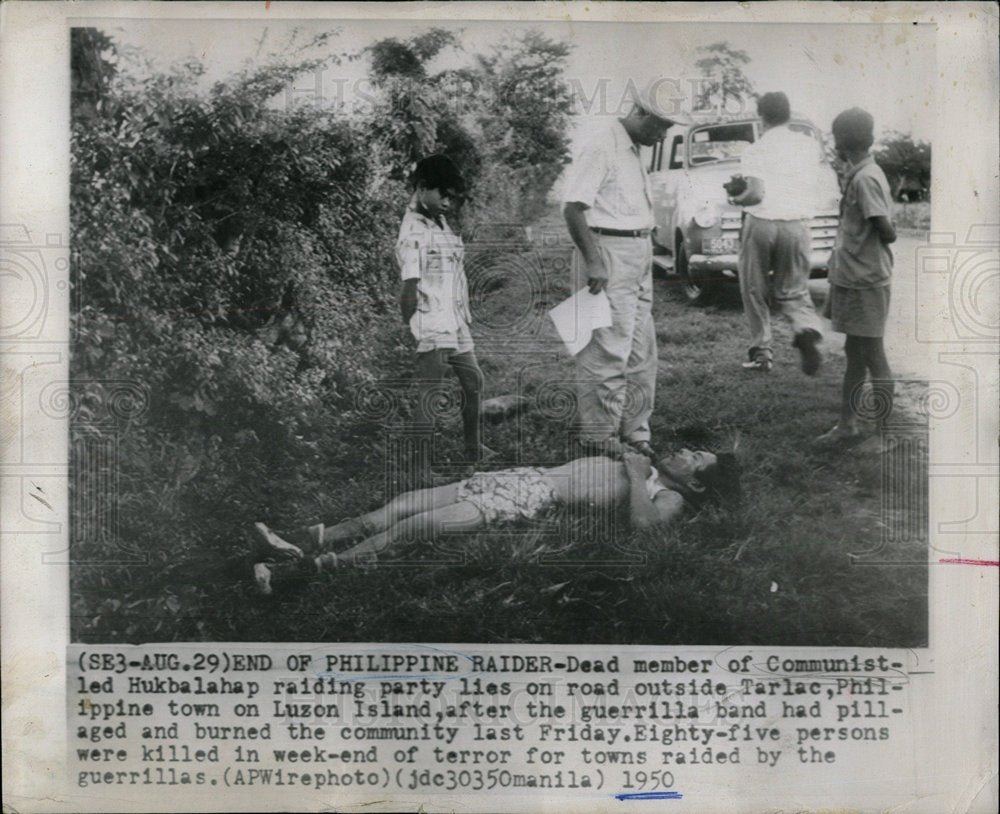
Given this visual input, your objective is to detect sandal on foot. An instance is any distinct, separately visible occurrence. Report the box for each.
[742,347,773,372]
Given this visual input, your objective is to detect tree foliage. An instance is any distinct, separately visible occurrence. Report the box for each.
[474,31,573,168]
[361,29,476,185]
[362,27,574,227]
[71,27,117,120]
[70,25,574,639]
[72,39,403,406]
[71,29,410,584]
[874,132,931,200]
[368,28,461,82]
[469,30,575,223]
[693,41,756,117]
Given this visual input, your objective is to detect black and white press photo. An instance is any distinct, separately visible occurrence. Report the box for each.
[65,15,941,646]
[2,4,997,814]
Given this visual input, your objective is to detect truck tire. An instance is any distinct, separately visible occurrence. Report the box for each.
[675,237,714,305]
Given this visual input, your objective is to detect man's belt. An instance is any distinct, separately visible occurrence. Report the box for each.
[590,227,651,238]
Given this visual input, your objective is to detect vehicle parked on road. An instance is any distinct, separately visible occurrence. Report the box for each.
[647,117,841,303]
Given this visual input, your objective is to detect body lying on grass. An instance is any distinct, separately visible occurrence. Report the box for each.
[251,449,739,594]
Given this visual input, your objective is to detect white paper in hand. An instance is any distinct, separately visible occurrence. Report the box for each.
[548,287,613,356]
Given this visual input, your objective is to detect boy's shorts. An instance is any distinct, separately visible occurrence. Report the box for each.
[823,284,890,337]
[415,320,475,354]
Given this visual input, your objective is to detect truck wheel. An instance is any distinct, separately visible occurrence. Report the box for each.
[676,238,714,305]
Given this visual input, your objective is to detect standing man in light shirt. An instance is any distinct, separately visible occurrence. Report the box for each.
[730,91,825,374]
[562,82,687,460]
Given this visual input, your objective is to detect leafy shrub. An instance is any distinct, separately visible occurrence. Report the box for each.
[70,25,575,641]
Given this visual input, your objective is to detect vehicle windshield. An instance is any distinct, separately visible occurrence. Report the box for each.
[688,123,755,165]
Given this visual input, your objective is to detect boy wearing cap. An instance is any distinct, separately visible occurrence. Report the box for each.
[815,108,897,445]
[562,81,683,460]
[397,155,490,474]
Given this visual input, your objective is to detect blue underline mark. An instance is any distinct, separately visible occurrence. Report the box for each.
[615,791,683,801]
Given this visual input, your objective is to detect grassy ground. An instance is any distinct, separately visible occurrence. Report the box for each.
[72,207,928,646]
[893,200,930,231]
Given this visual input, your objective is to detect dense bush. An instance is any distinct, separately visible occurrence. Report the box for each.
[70,27,574,640]
[70,34,410,639]
[467,31,574,226]
[874,132,931,201]
[358,28,574,230]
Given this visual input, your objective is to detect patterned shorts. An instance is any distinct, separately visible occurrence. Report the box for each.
[455,467,558,525]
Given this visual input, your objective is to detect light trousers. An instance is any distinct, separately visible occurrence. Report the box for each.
[738,214,822,357]
[572,235,657,443]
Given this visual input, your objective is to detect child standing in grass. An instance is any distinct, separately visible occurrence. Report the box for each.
[816,108,897,445]
[397,155,491,475]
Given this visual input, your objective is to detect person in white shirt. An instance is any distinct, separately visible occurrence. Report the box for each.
[562,82,688,460]
[730,92,824,374]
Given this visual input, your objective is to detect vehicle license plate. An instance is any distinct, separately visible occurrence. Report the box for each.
[704,237,738,254]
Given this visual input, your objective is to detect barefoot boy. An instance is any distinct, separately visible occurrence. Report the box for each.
[397,155,490,473]
[816,108,897,444]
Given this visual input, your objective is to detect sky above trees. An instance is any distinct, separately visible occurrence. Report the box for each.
[104,17,935,141]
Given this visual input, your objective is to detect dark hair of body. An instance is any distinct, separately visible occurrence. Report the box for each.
[684,451,741,507]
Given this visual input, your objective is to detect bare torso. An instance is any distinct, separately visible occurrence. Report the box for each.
[544,456,642,506]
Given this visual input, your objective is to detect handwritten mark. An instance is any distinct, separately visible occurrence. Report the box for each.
[614,792,683,801]
[938,558,999,567]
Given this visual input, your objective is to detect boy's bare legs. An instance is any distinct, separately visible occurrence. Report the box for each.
[413,348,449,434]
[412,348,450,481]
[315,500,484,571]
[838,335,868,435]
[860,336,894,431]
[450,351,490,462]
[816,335,893,444]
